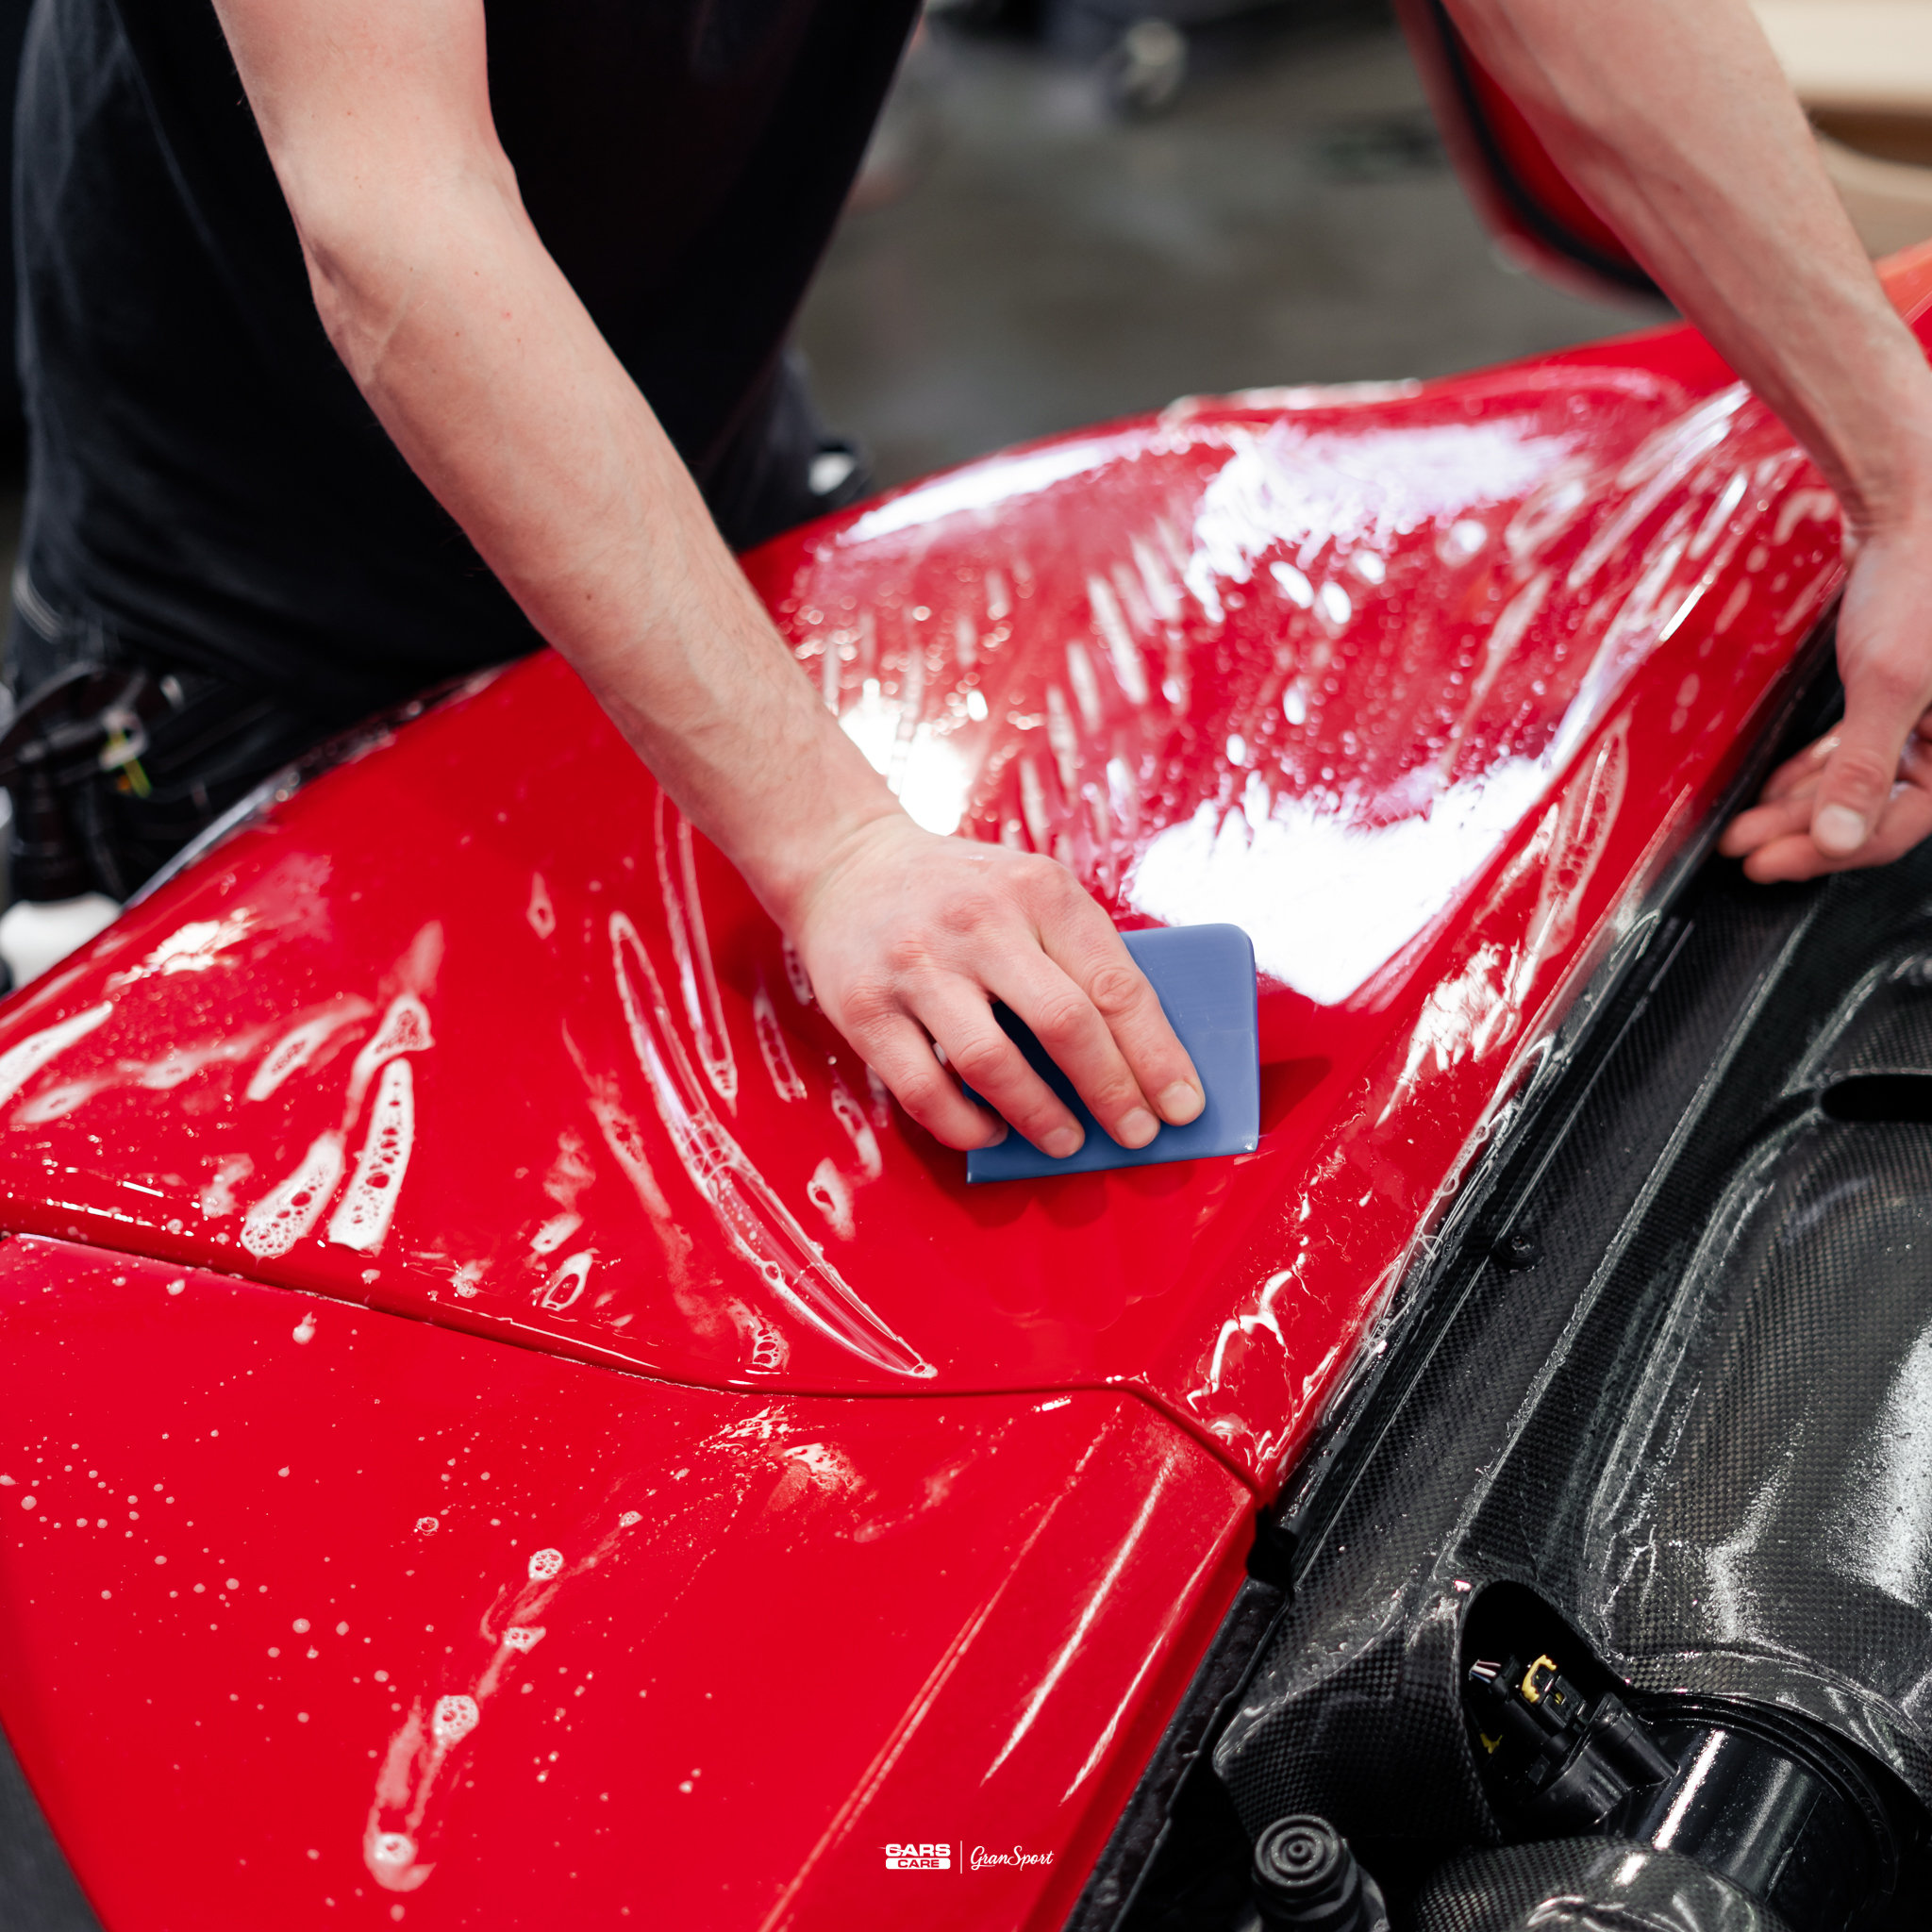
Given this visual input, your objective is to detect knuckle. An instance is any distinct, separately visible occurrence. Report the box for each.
[882,931,941,977]
[948,1031,1011,1086]
[1028,991,1091,1045]
[1085,1074,1142,1121]
[1855,657,1928,708]
[1005,1092,1070,1140]
[1827,744,1901,796]
[893,1066,949,1115]
[935,894,1008,949]
[1086,962,1145,1019]
[1012,854,1078,905]
[838,977,900,1035]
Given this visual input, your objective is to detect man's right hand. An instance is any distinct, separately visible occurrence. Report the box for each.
[788,815,1205,1158]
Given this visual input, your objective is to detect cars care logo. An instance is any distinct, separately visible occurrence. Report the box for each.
[884,1841,951,1871]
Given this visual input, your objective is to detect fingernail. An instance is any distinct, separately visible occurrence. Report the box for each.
[1158,1079,1204,1124]
[1042,1125,1084,1160]
[981,1120,1008,1146]
[1118,1107,1159,1148]
[1814,805,1867,855]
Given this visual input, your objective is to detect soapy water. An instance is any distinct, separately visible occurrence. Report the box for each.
[537,1252,592,1312]
[727,1299,790,1374]
[197,1153,255,1220]
[608,910,933,1378]
[326,1058,415,1254]
[806,1158,856,1241]
[751,969,808,1103]
[656,796,739,1110]
[363,1531,603,1890]
[529,1212,582,1257]
[342,994,434,1127]
[828,1077,882,1182]
[242,1132,346,1260]
[0,1003,114,1112]
[239,971,438,1260]
[431,1694,478,1748]
[526,873,557,942]
[247,998,375,1104]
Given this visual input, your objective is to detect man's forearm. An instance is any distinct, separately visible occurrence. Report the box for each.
[259,97,898,928]
[192,0,1210,1161]
[1443,0,1932,529]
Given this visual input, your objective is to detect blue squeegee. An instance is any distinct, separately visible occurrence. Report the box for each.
[965,922,1259,1184]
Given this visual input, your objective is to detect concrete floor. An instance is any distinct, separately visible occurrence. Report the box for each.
[796,6,1657,490]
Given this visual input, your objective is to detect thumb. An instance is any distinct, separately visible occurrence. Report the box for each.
[1810,664,1922,856]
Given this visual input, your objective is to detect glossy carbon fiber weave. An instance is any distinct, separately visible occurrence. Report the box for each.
[1408,1840,1786,1932]
[1216,818,1932,1853]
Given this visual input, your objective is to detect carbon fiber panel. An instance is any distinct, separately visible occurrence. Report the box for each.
[1217,832,1932,1866]
[1409,1840,1786,1932]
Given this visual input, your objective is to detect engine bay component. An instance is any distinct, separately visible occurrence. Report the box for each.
[1409,1839,1788,1932]
[1242,1816,1390,1932]
[1465,1650,1673,1829]
[1607,1703,1903,1932]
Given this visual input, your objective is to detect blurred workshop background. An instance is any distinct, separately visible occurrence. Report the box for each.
[0,0,1928,567]
[800,0,1932,491]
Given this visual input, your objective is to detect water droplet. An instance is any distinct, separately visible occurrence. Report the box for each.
[527,1547,563,1582]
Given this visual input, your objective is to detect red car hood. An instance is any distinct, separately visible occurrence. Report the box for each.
[0,247,1926,1927]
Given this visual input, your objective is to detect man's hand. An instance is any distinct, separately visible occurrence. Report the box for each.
[1443,0,1932,882]
[1721,518,1932,880]
[212,0,1203,1160]
[789,818,1204,1157]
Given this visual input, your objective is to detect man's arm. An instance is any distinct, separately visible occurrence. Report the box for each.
[1442,0,1932,882]
[208,0,1204,1158]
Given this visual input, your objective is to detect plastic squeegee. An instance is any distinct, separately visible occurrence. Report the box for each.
[965,922,1259,1184]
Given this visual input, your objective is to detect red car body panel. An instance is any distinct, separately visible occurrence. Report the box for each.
[0,1238,1249,1931]
[0,249,1928,1924]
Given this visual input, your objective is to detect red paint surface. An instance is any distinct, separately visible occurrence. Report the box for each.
[0,311,1873,1482]
[0,1237,1248,1929]
[4,258,1932,1924]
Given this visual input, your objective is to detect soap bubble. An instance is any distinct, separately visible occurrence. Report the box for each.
[431,1694,478,1747]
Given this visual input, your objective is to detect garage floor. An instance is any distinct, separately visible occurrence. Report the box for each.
[795,3,1654,491]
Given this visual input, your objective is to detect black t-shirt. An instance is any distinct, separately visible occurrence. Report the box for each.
[13,0,916,720]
